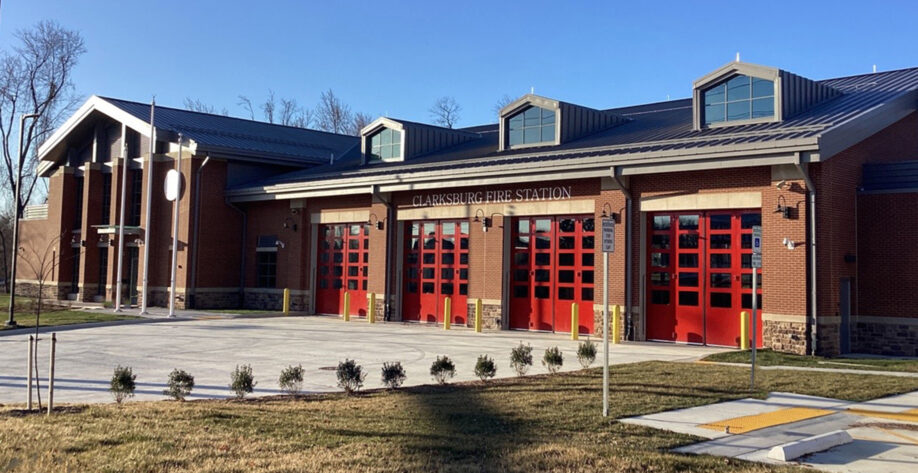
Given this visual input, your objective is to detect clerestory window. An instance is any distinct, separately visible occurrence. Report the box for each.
[508,106,555,147]
[703,74,775,125]
[368,128,402,162]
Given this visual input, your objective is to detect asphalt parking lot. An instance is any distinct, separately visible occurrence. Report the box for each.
[0,316,726,404]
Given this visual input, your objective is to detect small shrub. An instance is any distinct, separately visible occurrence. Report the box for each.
[110,365,136,404]
[381,361,406,390]
[577,340,597,368]
[279,364,304,395]
[510,342,533,377]
[336,359,366,394]
[430,356,456,384]
[229,364,256,399]
[163,369,195,401]
[542,346,564,374]
[474,354,497,382]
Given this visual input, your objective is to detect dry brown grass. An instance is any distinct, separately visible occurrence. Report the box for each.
[2,361,916,472]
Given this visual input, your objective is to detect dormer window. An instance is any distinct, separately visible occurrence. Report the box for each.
[703,74,775,125]
[508,106,555,147]
[368,128,402,162]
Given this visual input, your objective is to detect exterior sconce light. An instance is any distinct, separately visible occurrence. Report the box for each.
[275,240,286,249]
[133,238,144,246]
[782,237,796,250]
[600,203,621,223]
[473,209,490,232]
[368,213,385,230]
[774,195,791,219]
[283,217,298,232]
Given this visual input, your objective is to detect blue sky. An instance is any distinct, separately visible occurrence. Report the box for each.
[3,0,918,128]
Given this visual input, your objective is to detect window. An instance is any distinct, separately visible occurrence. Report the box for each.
[129,170,142,226]
[508,106,555,147]
[98,249,108,296]
[256,252,277,288]
[703,74,774,125]
[100,173,112,225]
[368,128,401,162]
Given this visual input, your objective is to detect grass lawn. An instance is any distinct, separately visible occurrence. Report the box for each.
[3,361,917,472]
[0,294,140,331]
[703,349,918,373]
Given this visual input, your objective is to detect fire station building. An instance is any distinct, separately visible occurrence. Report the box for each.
[19,61,918,356]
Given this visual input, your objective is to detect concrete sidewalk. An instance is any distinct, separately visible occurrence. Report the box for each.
[622,390,918,473]
[0,315,727,404]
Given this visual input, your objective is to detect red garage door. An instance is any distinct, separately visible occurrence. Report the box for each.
[316,223,368,316]
[646,211,762,347]
[402,220,469,325]
[510,216,595,334]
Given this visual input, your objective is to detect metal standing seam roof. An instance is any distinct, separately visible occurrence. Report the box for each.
[100,97,360,165]
[232,66,918,191]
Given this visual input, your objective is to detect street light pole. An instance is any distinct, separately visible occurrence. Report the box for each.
[6,113,41,327]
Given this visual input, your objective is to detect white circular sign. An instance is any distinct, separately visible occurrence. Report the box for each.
[164,169,182,201]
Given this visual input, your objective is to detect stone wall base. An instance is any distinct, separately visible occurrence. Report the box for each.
[15,282,68,301]
[762,318,807,355]
[853,318,918,356]
[243,290,283,311]
[190,290,243,310]
[591,307,626,341]
[148,289,188,310]
[465,302,501,330]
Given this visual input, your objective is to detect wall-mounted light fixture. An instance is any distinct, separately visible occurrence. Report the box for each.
[283,217,298,232]
[600,203,621,223]
[473,209,490,232]
[368,213,386,230]
[782,237,796,250]
[275,240,286,249]
[774,195,791,219]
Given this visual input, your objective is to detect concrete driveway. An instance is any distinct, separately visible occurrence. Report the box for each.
[0,316,727,404]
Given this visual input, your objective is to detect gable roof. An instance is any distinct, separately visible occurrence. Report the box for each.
[37,96,359,174]
[228,66,918,201]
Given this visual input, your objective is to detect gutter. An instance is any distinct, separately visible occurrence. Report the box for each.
[795,154,818,356]
[611,166,633,340]
[188,155,211,308]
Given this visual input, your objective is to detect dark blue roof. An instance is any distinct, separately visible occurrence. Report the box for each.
[101,97,359,166]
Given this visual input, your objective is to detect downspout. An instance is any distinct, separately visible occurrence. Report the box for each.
[372,185,394,321]
[611,166,633,340]
[188,154,211,309]
[795,155,818,356]
[226,199,247,308]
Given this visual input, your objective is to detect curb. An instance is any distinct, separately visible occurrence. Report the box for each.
[0,316,193,337]
[767,429,852,461]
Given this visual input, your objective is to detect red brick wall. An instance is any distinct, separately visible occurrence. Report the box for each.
[857,192,918,318]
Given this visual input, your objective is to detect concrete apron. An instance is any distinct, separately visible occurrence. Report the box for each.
[622,390,918,473]
[0,315,728,404]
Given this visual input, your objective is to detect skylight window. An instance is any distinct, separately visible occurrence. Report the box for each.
[703,75,775,125]
[508,106,555,147]
[368,128,401,162]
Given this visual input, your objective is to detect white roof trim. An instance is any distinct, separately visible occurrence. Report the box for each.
[37,95,154,161]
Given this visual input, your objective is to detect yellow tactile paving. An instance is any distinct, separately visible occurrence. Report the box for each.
[699,407,834,434]
[846,407,918,423]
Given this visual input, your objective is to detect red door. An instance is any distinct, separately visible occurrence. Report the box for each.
[316,223,368,316]
[645,211,762,347]
[402,220,469,325]
[510,216,595,334]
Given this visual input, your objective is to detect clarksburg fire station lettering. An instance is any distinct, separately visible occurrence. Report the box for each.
[411,186,572,207]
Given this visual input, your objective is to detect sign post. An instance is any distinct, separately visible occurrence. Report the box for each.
[750,225,762,390]
[601,217,615,417]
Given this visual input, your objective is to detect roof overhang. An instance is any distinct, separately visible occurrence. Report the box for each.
[817,88,918,160]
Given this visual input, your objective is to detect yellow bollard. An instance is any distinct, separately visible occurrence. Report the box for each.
[283,288,290,315]
[740,311,749,350]
[343,291,350,322]
[443,297,451,330]
[571,304,579,340]
[612,304,621,344]
[368,293,376,323]
[474,298,483,333]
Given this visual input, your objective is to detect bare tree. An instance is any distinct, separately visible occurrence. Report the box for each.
[19,231,63,411]
[237,95,255,120]
[261,90,276,124]
[429,96,461,128]
[493,94,514,114]
[315,89,353,135]
[182,97,228,116]
[350,112,373,136]
[0,21,86,213]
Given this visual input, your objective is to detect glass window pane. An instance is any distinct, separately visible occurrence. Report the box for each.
[679,291,699,306]
[514,253,528,265]
[542,109,555,124]
[515,236,530,249]
[582,271,594,284]
[651,290,670,305]
[705,103,725,124]
[726,75,750,101]
[391,143,401,158]
[752,98,774,118]
[679,215,699,230]
[380,129,391,145]
[441,268,454,280]
[653,216,670,230]
[535,269,551,282]
[541,124,554,142]
[517,220,529,234]
[534,219,551,233]
[460,253,468,264]
[710,234,731,249]
[711,292,732,308]
[524,106,540,125]
[422,282,435,294]
[459,222,469,234]
[559,236,575,249]
[441,283,454,295]
[381,144,392,159]
[509,113,523,128]
[558,287,574,300]
[535,236,551,249]
[704,84,725,105]
[422,268,435,279]
[534,286,550,299]
[711,273,732,288]
[442,253,454,265]
[679,234,698,249]
[509,129,523,146]
[582,236,595,249]
[652,235,670,249]
[741,213,762,228]
[582,253,594,266]
[582,218,595,232]
[391,130,401,144]
[515,269,528,282]
[679,272,699,287]
[710,254,731,268]
[423,253,435,264]
[559,218,576,232]
[559,270,575,283]
[651,272,670,286]
[741,273,762,289]
[727,101,750,121]
[523,127,540,144]
[752,78,773,98]
[535,253,550,266]
[709,214,731,230]
[651,252,670,267]
[559,253,575,266]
